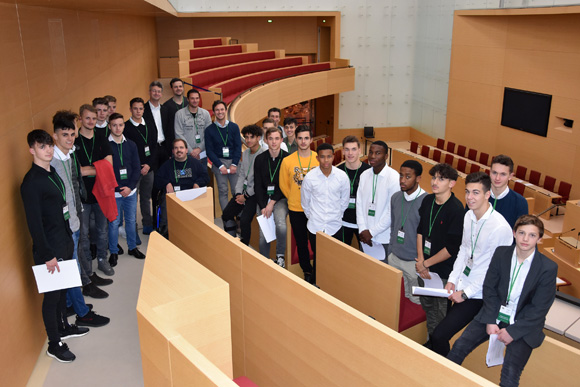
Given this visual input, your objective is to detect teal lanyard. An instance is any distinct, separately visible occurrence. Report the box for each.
[117,142,124,166]
[400,189,421,229]
[269,157,282,183]
[48,173,66,202]
[137,123,148,144]
[371,173,378,203]
[217,123,229,146]
[470,210,493,258]
[297,152,313,178]
[348,165,361,195]
[428,196,449,238]
[245,152,257,179]
[81,135,95,164]
[506,260,524,305]
[174,159,188,182]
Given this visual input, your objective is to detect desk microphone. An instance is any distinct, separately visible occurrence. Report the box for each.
[576,232,580,249]
[560,227,576,237]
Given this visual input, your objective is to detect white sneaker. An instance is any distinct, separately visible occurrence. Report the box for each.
[276,255,285,268]
[118,226,126,239]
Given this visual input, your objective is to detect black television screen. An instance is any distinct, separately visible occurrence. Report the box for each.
[500,87,552,137]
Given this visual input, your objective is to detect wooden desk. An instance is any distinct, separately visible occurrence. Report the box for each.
[545,298,580,335]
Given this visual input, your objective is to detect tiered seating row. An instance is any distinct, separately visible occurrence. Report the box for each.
[182,50,280,77]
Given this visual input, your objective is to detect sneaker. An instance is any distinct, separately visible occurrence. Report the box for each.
[47,342,75,363]
[118,225,126,239]
[66,303,93,318]
[82,283,109,299]
[76,310,110,327]
[89,272,113,286]
[143,225,154,235]
[60,324,89,340]
[97,259,115,276]
[276,255,286,268]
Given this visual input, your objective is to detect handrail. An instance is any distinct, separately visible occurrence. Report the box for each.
[182,80,222,101]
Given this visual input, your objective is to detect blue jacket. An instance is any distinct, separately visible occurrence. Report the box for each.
[204,121,242,167]
[109,137,141,192]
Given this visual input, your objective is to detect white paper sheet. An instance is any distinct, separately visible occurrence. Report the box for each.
[199,150,207,159]
[486,334,505,367]
[557,277,567,286]
[32,260,82,293]
[416,272,444,289]
[176,187,207,202]
[412,286,452,298]
[361,242,386,261]
[257,214,276,243]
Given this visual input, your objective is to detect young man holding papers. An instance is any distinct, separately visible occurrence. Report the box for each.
[21,130,78,362]
[448,215,557,387]
[254,126,289,266]
[430,172,513,356]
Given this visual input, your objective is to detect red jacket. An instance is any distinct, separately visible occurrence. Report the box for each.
[93,159,118,222]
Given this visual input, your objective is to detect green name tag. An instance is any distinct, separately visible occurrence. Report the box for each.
[497,312,510,324]
[463,266,471,276]
[195,134,201,143]
[144,146,151,157]
[63,205,70,221]
[368,209,375,216]
[397,230,405,244]
[120,168,128,180]
[423,246,430,255]
[348,197,356,209]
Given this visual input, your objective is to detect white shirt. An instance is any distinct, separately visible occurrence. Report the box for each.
[260,139,288,153]
[301,166,350,235]
[96,121,107,128]
[490,185,510,200]
[356,165,400,244]
[448,204,513,299]
[53,144,72,161]
[129,117,143,127]
[404,187,425,201]
[504,248,535,324]
[108,134,137,198]
[149,101,165,144]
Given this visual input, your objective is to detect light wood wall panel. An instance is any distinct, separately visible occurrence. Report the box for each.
[0,4,158,385]
[446,9,580,199]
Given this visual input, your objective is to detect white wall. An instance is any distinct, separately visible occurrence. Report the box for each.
[169,0,580,135]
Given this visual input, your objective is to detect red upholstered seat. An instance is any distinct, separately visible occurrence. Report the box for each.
[446,141,455,154]
[444,154,454,166]
[479,152,489,166]
[189,51,277,74]
[432,149,442,163]
[436,138,444,150]
[188,45,242,60]
[544,175,556,192]
[324,136,332,144]
[410,141,419,154]
[193,38,223,48]
[457,159,467,173]
[467,148,477,162]
[513,182,525,196]
[234,376,260,387]
[456,145,466,157]
[398,280,426,332]
[420,145,430,158]
[333,149,343,165]
[469,163,480,174]
[529,170,541,186]
[515,165,527,180]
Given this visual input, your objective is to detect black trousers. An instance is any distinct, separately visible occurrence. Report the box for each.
[222,195,258,246]
[289,210,311,275]
[340,226,362,249]
[307,228,342,283]
[42,288,68,344]
[431,298,484,356]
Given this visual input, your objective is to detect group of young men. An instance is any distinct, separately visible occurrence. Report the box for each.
[21,77,557,385]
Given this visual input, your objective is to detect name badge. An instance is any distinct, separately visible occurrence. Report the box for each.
[144,146,151,156]
[120,168,128,180]
[243,179,248,191]
[423,239,431,255]
[397,229,405,244]
[497,304,512,324]
[267,185,275,195]
[463,256,473,276]
[174,186,181,192]
[195,134,201,144]
[222,147,230,158]
[63,205,70,221]
[348,197,356,209]
[368,202,376,217]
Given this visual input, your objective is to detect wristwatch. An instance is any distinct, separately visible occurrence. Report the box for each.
[461,292,468,301]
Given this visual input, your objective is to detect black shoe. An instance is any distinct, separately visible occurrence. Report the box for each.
[423,339,433,350]
[76,310,110,327]
[128,248,145,259]
[66,303,93,318]
[90,244,97,260]
[89,272,113,286]
[82,283,109,299]
[304,272,312,284]
[47,342,75,363]
[59,324,89,340]
[109,253,118,267]
[117,244,124,255]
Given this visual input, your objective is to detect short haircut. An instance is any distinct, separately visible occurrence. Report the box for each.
[130,97,145,108]
[317,143,334,154]
[27,129,53,147]
[401,160,422,176]
[371,140,389,154]
[187,88,200,98]
[262,118,276,126]
[103,95,116,103]
[268,107,281,117]
[53,110,77,132]
[170,78,183,87]
[241,124,263,138]
[429,163,459,181]
[92,97,107,107]
[295,125,311,137]
[108,112,124,122]
[149,80,163,90]
[212,100,227,111]
[284,117,298,127]
[491,154,514,173]
[342,135,360,147]
[79,104,97,116]
[514,214,544,238]
[266,126,283,139]
[173,138,188,148]
[466,171,491,192]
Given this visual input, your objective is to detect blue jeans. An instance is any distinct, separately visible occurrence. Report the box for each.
[80,202,108,280]
[448,320,533,387]
[259,198,288,257]
[109,193,138,253]
[66,230,89,317]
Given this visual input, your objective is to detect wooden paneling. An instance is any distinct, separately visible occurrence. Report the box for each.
[0,4,158,385]
[446,10,580,200]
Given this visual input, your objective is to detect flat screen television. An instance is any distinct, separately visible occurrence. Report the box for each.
[500,87,552,137]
